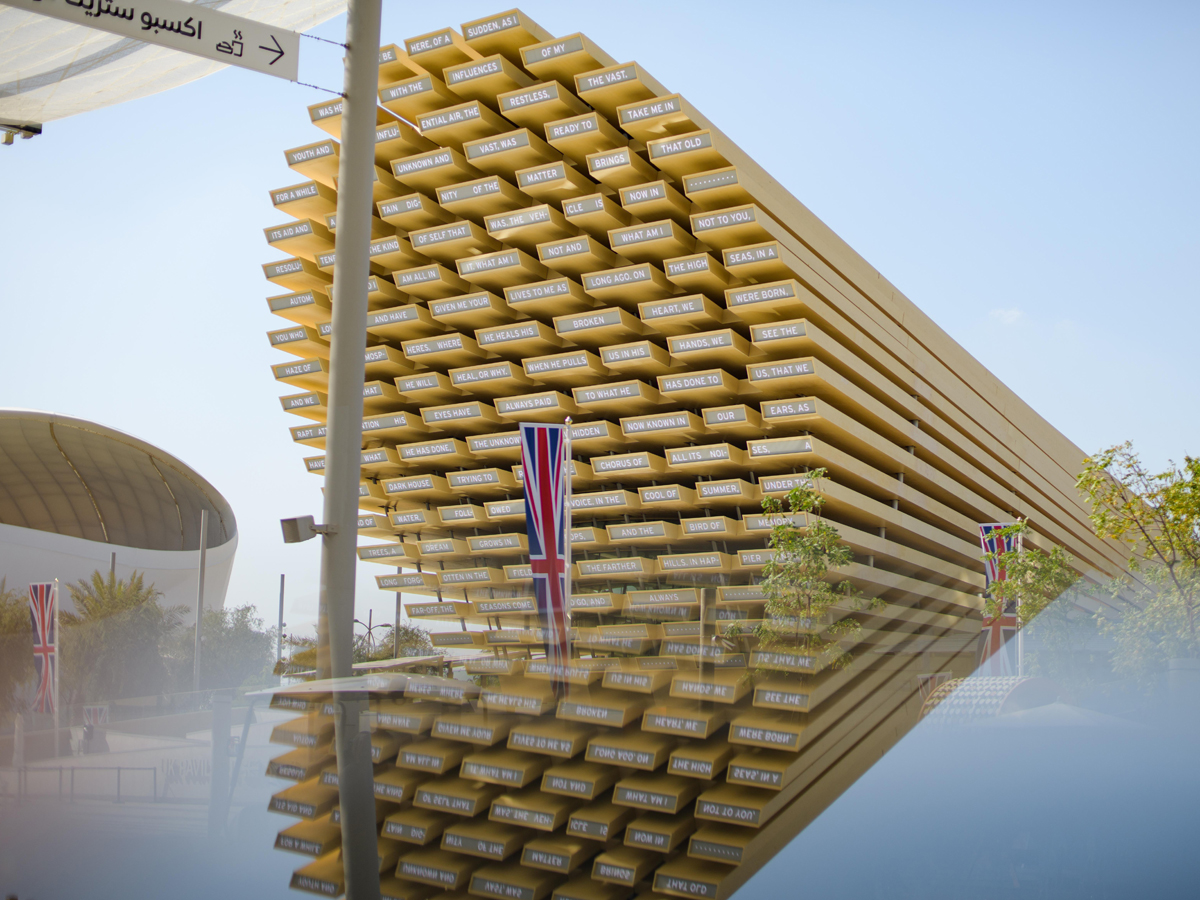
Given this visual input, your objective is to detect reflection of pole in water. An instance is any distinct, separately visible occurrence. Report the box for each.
[277,573,285,680]
[564,415,573,669]
[53,578,60,756]
[193,509,208,693]
[208,690,231,837]
[12,711,24,767]
[317,0,387,894]
[395,566,402,658]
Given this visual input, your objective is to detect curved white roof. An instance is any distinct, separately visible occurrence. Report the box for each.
[0,0,345,129]
[0,409,236,552]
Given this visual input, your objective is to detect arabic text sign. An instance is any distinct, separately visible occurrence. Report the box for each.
[0,0,300,81]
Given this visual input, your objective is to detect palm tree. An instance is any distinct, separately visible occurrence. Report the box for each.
[0,578,34,725]
[61,571,184,705]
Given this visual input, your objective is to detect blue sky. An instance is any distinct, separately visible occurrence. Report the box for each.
[2,0,1196,635]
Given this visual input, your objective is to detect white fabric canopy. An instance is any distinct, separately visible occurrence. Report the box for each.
[0,0,345,129]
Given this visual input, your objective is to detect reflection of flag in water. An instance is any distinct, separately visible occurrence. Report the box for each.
[520,423,571,675]
[978,523,1021,676]
[28,582,57,714]
[917,672,953,702]
[83,705,109,726]
[977,605,1019,676]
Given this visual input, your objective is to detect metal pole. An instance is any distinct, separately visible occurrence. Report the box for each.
[227,696,258,807]
[208,690,231,836]
[700,586,717,711]
[12,711,23,768]
[193,509,209,694]
[1017,610,1024,677]
[53,578,60,756]
[277,574,286,679]
[109,551,116,581]
[319,0,383,896]
[564,416,574,664]
[395,567,402,658]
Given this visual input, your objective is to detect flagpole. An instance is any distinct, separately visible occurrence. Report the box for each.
[1015,528,1025,677]
[563,416,573,666]
[53,578,60,757]
[194,508,208,694]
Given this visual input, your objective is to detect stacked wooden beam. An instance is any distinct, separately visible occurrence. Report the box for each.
[262,9,1118,899]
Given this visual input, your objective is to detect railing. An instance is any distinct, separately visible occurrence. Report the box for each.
[11,683,277,732]
[0,766,158,804]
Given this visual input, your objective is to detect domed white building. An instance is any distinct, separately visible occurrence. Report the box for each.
[0,410,236,619]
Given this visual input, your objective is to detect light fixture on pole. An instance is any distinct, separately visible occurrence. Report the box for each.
[280,515,336,543]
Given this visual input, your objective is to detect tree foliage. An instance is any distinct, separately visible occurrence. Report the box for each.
[277,633,318,678]
[61,571,184,704]
[1019,587,1109,696]
[744,470,884,674]
[980,520,1081,625]
[978,525,1107,693]
[176,604,277,691]
[0,579,34,722]
[276,620,434,679]
[375,622,434,660]
[1078,444,1200,682]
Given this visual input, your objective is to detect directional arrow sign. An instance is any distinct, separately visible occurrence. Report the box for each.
[0,0,301,81]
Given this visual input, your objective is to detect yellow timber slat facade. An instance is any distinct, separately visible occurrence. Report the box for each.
[262,9,1121,900]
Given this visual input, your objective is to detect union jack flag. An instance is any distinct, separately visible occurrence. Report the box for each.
[978,523,1021,676]
[979,522,1021,590]
[28,582,57,714]
[520,423,572,676]
[83,705,109,726]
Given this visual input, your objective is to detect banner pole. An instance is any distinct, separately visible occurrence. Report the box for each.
[1015,528,1025,677]
[193,508,208,694]
[318,0,384,895]
[563,417,573,665]
[53,578,60,756]
[277,574,285,679]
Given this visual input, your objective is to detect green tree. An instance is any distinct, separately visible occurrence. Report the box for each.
[0,579,34,723]
[1078,445,1200,685]
[353,611,393,661]
[980,520,1081,626]
[743,470,884,673]
[979,522,1103,693]
[276,633,318,679]
[1020,588,1109,695]
[375,621,433,660]
[61,571,183,704]
[176,605,277,691]
[275,620,434,680]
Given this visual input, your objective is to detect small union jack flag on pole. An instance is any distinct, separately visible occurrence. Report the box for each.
[28,582,58,715]
[978,523,1022,676]
[520,422,572,677]
[979,522,1021,591]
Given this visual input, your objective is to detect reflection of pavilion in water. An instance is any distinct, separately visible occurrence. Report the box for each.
[257,9,1125,899]
[262,634,1042,898]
